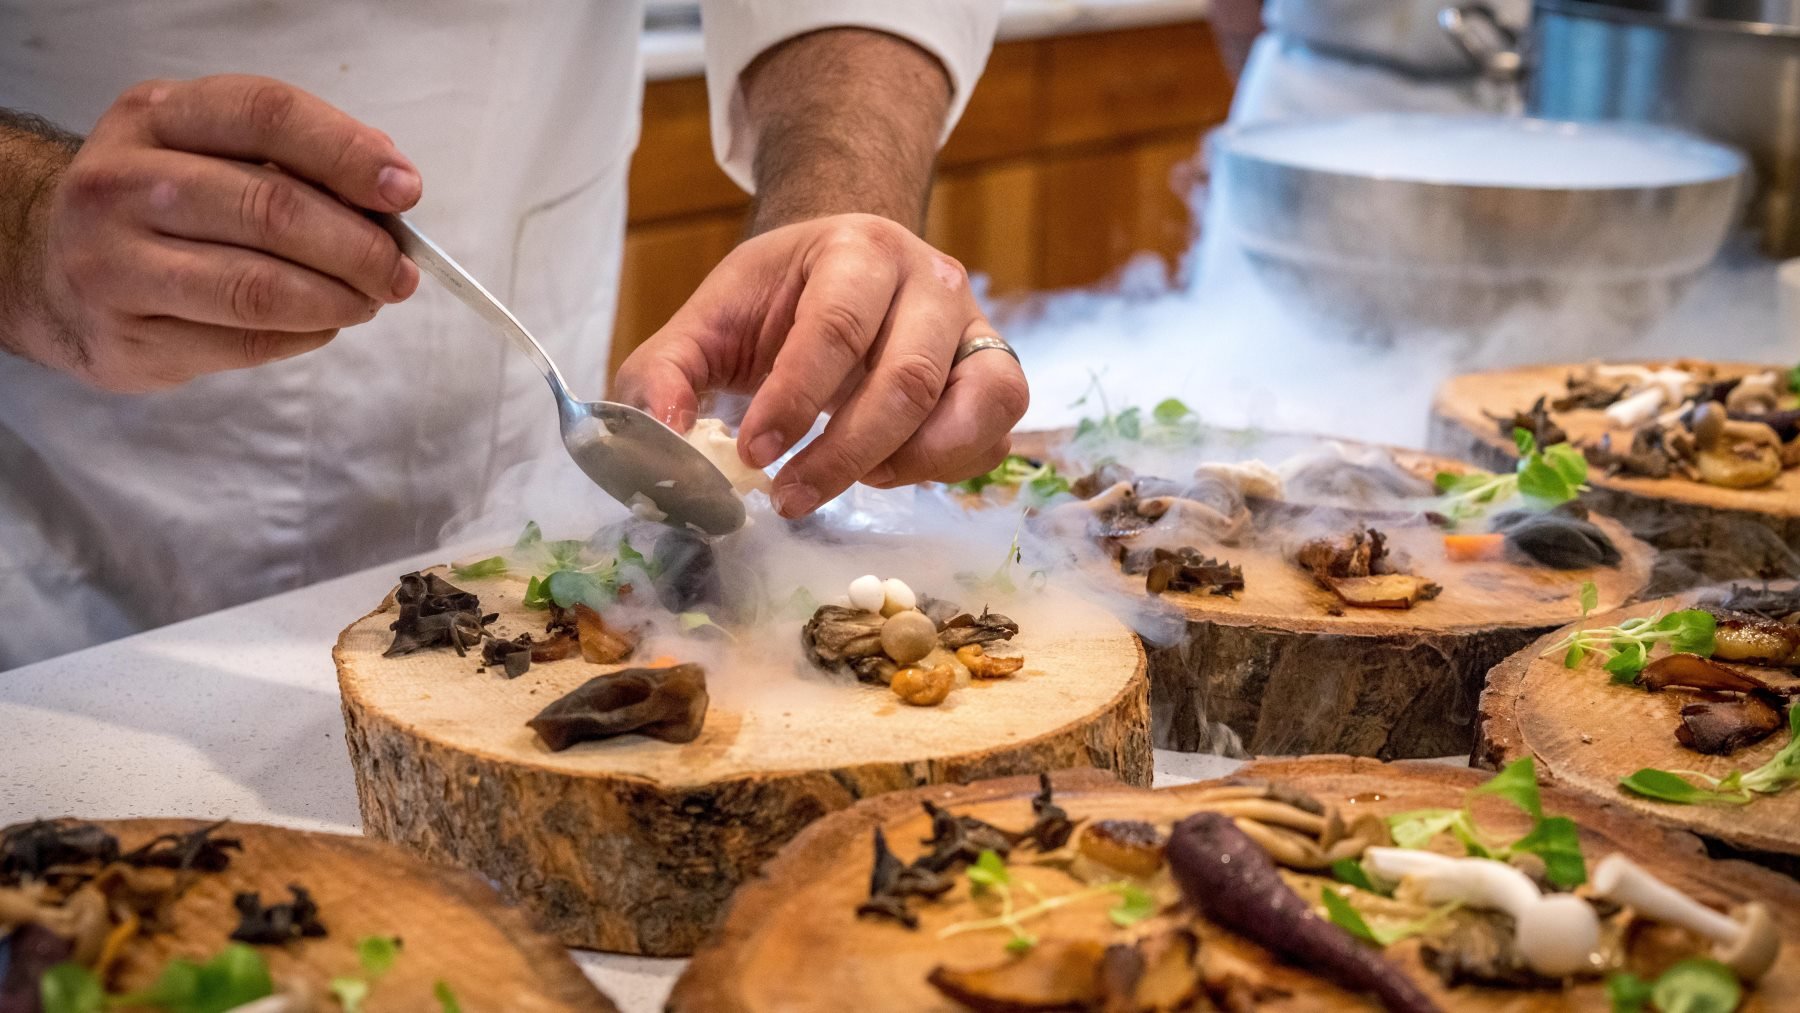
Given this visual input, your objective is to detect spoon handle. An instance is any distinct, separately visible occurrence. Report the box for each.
[374,212,570,397]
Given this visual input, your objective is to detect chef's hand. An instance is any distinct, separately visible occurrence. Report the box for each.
[613,213,1030,518]
[14,75,420,392]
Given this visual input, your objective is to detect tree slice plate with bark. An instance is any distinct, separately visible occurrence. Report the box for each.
[1011,430,1654,759]
[671,757,1800,1013]
[1478,593,1800,863]
[334,571,1150,956]
[1428,361,1800,587]
[59,819,612,1011]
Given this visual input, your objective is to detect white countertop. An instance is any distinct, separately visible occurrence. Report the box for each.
[644,0,1211,81]
[0,546,1245,1012]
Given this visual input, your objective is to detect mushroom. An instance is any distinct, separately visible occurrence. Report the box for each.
[1077,819,1166,877]
[1725,371,1782,417]
[1606,385,1672,428]
[847,574,885,613]
[1590,853,1781,982]
[955,644,1025,679]
[891,661,954,706]
[881,610,938,666]
[1363,848,1599,977]
[880,578,917,617]
[1194,460,1283,500]
[1692,402,1783,488]
[527,663,708,749]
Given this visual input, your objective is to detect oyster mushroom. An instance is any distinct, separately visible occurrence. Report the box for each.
[1591,853,1781,982]
[1725,371,1782,417]
[527,663,708,749]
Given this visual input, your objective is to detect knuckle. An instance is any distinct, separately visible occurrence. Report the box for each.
[240,79,298,138]
[990,369,1031,422]
[884,351,944,418]
[241,175,302,243]
[115,79,169,114]
[62,162,133,208]
[806,303,869,361]
[219,263,279,325]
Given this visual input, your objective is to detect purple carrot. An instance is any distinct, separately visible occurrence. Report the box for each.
[1167,811,1442,1013]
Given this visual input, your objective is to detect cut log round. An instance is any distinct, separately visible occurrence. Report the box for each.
[672,757,1800,1013]
[1429,361,1800,588]
[1013,431,1654,759]
[1478,593,1800,864]
[335,572,1150,956]
[67,819,612,1011]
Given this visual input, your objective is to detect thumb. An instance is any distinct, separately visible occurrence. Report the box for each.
[611,336,706,435]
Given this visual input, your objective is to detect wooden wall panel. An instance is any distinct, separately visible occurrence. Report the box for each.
[608,212,745,380]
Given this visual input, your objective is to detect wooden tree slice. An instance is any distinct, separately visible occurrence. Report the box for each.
[1429,362,1800,587]
[335,572,1150,956]
[1478,593,1800,864]
[672,758,1800,1013]
[63,819,612,1011]
[1013,430,1654,759]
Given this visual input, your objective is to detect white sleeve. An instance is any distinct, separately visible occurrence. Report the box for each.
[698,0,1004,193]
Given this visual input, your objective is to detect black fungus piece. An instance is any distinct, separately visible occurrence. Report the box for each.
[230,884,327,944]
[1583,429,1676,480]
[651,530,722,613]
[481,636,533,679]
[1022,773,1079,851]
[935,609,1020,652]
[1120,546,1245,597]
[1710,583,1800,621]
[384,571,492,658]
[1553,377,1631,413]
[915,802,1017,873]
[528,664,708,750]
[1491,508,1621,570]
[119,820,241,873]
[1489,397,1567,448]
[0,819,119,883]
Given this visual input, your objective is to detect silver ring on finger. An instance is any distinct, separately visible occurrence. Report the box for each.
[953,333,1019,367]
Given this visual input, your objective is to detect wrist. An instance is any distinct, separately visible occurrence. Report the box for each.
[0,114,80,366]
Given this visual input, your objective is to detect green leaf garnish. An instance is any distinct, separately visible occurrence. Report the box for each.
[357,935,402,978]
[966,849,1010,890]
[117,943,274,1013]
[435,981,465,1013]
[1547,609,1716,681]
[1066,375,1203,447]
[451,555,507,579]
[949,455,1072,503]
[1579,580,1599,617]
[1320,888,1379,943]
[1319,889,1457,946]
[1650,958,1741,1013]
[1107,884,1157,927]
[1470,756,1543,819]
[1609,971,1654,1013]
[1152,398,1194,425]
[330,977,371,1013]
[1330,858,1378,894]
[1389,758,1587,887]
[39,964,104,1013]
[1435,433,1587,525]
[1622,707,1800,806]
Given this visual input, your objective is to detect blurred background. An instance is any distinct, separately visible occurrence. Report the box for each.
[618,0,1800,444]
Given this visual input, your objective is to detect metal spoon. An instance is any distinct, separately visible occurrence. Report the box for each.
[376,213,745,536]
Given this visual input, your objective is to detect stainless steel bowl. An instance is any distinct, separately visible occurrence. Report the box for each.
[1210,114,1747,345]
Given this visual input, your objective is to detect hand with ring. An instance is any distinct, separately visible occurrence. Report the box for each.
[612,213,1030,518]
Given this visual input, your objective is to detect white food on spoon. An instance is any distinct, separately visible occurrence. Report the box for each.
[628,492,668,522]
[684,417,774,496]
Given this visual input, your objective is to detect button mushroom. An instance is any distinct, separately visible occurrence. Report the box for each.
[1590,853,1781,982]
[1363,848,1600,978]
[1692,401,1784,488]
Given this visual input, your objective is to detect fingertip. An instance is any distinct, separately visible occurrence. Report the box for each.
[742,429,787,470]
[389,256,420,301]
[376,163,421,211]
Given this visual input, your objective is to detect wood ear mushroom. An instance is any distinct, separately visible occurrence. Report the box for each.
[528,663,708,750]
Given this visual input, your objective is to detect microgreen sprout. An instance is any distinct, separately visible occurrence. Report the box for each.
[1544,608,1716,683]
[938,850,1157,952]
[1434,429,1587,525]
[1621,707,1800,807]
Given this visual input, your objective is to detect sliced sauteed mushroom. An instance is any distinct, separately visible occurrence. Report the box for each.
[1119,546,1244,597]
[1709,609,1800,666]
[1677,697,1783,755]
[929,930,1206,1013]
[1077,820,1166,878]
[957,644,1025,680]
[527,663,708,749]
[1639,653,1797,697]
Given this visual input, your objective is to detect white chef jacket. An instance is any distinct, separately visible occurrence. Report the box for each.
[0,0,1001,669]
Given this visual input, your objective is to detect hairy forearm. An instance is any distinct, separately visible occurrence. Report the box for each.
[0,109,80,360]
[740,28,952,236]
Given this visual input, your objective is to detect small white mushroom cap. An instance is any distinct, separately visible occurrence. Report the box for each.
[847,574,885,612]
[1591,853,1781,982]
[880,577,917,617]
[1606,385,1669,428]
[1514,894,1602,977]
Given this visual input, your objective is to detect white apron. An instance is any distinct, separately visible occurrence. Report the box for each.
[0,0,640,667]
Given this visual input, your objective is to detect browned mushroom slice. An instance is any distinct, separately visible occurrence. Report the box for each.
[1640,653,1785,695]
[1677,697,1784,756]
[571,603,638,664]
[937,609,1021,651]
[1710,610,1800,667]
[1099,929,1204,1013]
[928,939,1109,1012]
[1325,575,1441,610]
[1078,820,1166,878]
[527,664,708,750]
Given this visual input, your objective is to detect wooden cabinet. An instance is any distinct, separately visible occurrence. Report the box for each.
[609,19,1233,381]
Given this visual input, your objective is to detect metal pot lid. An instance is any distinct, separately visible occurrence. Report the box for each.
[1536,0,1800,36]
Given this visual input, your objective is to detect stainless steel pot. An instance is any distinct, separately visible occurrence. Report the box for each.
[1531,0,1800,255]
[1265,0,1525,77]
[1210,114,1746,346]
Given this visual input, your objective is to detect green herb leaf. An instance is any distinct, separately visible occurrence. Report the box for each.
[1330,858,1377,894]
[1544,442,1590,488]
[1740,705,1800,795]
[1320,888,1379,944]
[1387,809,1464,850]
[1650,958,1742,1013]
[1107,884,1157,927]
[451,555,507,580]
[1788,362,1800,395]
[435,981,465,1013]
[1608,971,1654,1013]
[1470,757,1544,819]
[1618,768,1752,807]
[120,944,274,1013]
[331,977,371,1013]
[616,536,653,577]
[357,935,403,978]
[1513,427,1537,456]
[544,569,616,612]
[967,849,1010,890]
[1114,407,1142,440]
[1665,610,1718,657]
[38,963,104,1013]
[677,611,734,639]
[515,520,543,549]
[1579,580,1599,617]
[1152,398,1194,425]
[1004,934,1037,954]
[1508,816,1587,888]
